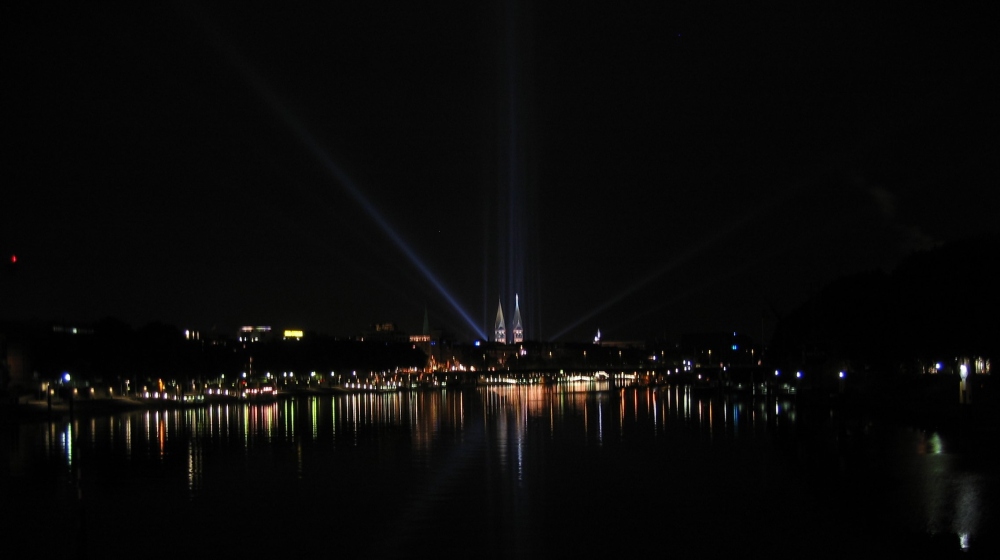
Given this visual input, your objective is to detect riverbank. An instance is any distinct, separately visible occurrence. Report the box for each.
[0,395,167,423]
[4,378,999,435]
[792,377,1000,436]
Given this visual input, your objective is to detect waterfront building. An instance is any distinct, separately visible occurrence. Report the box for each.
[238,325,272,343]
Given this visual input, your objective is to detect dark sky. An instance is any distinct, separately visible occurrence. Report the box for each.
[4,2,997,343]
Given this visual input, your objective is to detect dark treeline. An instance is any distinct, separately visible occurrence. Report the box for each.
[2,318,428,392]
[769,232,999,374]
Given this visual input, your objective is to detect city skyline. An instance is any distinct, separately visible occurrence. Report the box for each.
[3,2,997,343]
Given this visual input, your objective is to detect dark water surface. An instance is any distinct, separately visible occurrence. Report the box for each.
[3,383,999,558]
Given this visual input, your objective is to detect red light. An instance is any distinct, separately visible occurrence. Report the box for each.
[9,255,15,264]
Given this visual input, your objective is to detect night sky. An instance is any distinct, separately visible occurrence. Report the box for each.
[4,2,997,343]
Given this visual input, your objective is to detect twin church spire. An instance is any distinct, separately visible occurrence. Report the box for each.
[494,295,523,344]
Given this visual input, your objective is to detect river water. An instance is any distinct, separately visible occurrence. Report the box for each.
[3,382,998,558]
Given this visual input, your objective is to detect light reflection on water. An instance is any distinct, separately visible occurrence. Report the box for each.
[3,384,998,557]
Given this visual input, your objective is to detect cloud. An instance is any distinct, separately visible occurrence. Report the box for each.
[860,177,938,255]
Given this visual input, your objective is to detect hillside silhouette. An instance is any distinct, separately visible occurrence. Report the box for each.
[769,232,999,374]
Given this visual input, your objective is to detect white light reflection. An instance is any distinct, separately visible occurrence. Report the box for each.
[723,400,728,433]
[953,475,981,552]
[283,399,294,441]
[61,423,74,471]
[312,397,320,441]
[187,439,202,497]
[242,404,250,448]
[928,432,943,455]
[124,415,132,459]
[597,398,603,446]
[708,400,713,441]
[651,390,659,437]
[330,399,341,444]
[619,390,625,439]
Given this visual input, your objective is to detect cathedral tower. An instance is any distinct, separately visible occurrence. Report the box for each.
[512,294,523,344]
[494,299,506,344]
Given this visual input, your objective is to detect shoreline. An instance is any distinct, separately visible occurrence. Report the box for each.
[3,385,998,435]
[0,395,178,423]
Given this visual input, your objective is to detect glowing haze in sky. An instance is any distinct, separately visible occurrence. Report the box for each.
[3,2,997,342]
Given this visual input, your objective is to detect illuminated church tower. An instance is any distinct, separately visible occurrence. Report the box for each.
[512,294,523,344]
[494,299,506,344]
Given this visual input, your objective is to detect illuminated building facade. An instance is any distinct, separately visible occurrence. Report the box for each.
[238,325,272,343]
[365,322,409,343]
